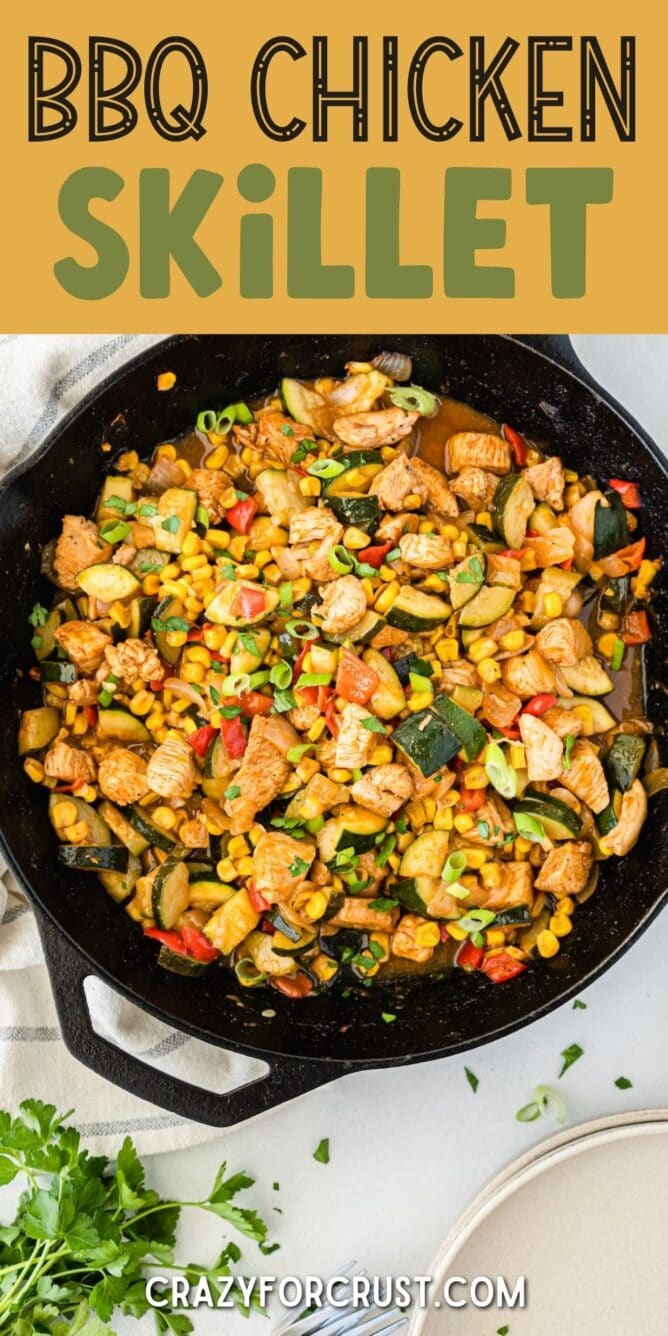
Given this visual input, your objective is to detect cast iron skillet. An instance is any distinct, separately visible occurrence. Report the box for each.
[0,335,666,1127]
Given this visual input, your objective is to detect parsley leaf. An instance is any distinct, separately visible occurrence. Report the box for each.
[28,602,49,628]
[280,423,294,437]
[615,1076,633,1089]
[209,684,221,706]
[161,515,180,534]
[572,999,587,1010]
[224,785,241,800]
[272,688,296,714]
[288,856,310,878]
[464,1067,479,1093]
[221,704,241,718]
[313,1138,330,1165]
[558,1043,584,1078]
[564,733,575,770]
[361,716,386,733]
[368,896,399,912]
[151,615,189,634]
[382,1012,396,1023]
[454,555,484,584]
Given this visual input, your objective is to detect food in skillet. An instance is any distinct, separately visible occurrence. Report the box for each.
[19,355,663,998]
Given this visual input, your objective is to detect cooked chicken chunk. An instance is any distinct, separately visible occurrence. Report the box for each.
[541,707,583,739]
[535,841,594,896]
[315,575,367,635]
[446,432,511,476]
[178,819,208,848]
[486,553,522,589]
[254,468,307,526]
[391,913,436,964]
[398,533,453,570]
[440,659,479,691]
[251,830,315,901]
[467,794,515,846]
[334,702,376,770]
[501,649,557,699]
[481,682,522,731]
[282,506,344,583]
[450,467,498,511]
[535,618,592,666]
[226,714,299,833]
[559,740,609,814]
[112,543,138,567]
[103,638,162,688]
[53,515,112,591]
[233,409,315,468]
[525,456,566,511]
[330,897,399,933]
[291,772,349,819]
[370,454,458,517]
[54,621,111,676]
[374,511,419,542]
[44,739,96,785]
[519,713,564,782]
[186,468,232,523]
[333,407,418,449]
[370,623,409,650]
[351,763,413,817]
[525,526,576,567]
[483,862,534,913]
[67,679,99,706]
[599,780,648,856]
[288,700,320,732]
[98,748,149,805]
[408,458,459,518]
[146,733,198,801]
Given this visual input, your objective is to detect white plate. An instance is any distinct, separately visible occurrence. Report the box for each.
[411,1111,668,1336]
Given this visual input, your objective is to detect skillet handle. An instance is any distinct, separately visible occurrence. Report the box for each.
[36,912,344,1127]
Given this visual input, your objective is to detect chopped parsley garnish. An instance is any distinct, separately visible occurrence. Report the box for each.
[30,635,42,650]
[135,558,163,573]
[237,630,259,655]
[382,1012,396,1023]
[558,1042,584,1078]
[476,819,490,840]
[368,896,399,912]
[151,614,189,633]
[615,1076,632,1089]
[464,1067,479,1093]
[225,785,241,800]
[28,602,48,628]
[219,561,237,581]
[572,999,587,1010]
[280,423,295,437]
[161,515,180,534]
[361,716,386,733]
[395,816,408,833]
[313,1137,330,1164]
[221,704,242,718]
[288,856,310,878]
[209,684,221,705]
[564,733,575,770]
[272,688,297,713]
[454,554,484,584]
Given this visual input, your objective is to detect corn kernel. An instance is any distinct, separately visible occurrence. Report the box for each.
[23,758,45,783]
[369,744,393,766]
[558,896,576,914]
[418,519,436,535]
[454,812,475,834]
[64,702,77,727]
[181,715,197,735]
[572,704,594,735]
[447,922,468,942]
[379,564,398,583]
[403,492,423,509]
[146,709,164,732]
[435,637,459,663]
[421,798,436,824]
[441,524,460,542]
[342,526,370,549]
[485,928,506,948]
[434,808,453,831]
[53,800,77,828]
[184,646,210,667]
[204,445,229,470]
[207,529,230,551]
[235,855,255,877]
[480,862,503,889]
[509,743,526,769]
[330,768,352,784]
[117,450,139,472]
[452,538,468,558]
[475,511,493,530]
[544,593,563,618]
[549,913,573,937]
[180,532,201,557]
[501,629,525,652]
[396,831,413,852]
[162,578,189,600]
[296,757,320,783]
[227,835,250,859]
[299,476,321,497]
[442,789,460,807]
[305,891,329,921]
[477,657,502,684]
[514,836,532,855]
[142,573,162,596]
[407,800,426,830]
[407,691,433,712]
[537,929,560,958]
[463,765,488,790]
[374,581,400,615]
[64,821,90,844]
[180,553,207,573]
[228,535,247,560]
[217,858,237,882]
[152,806,177,831]
[165,630,188,649]
[520,590,537,614]
[597,632,618,660]
[461,846,488,869]
[415,922,440,949]
[130,690,153,716]
[307,716,327,743]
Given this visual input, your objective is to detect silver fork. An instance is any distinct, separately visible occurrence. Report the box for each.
[272,1262,408,1336]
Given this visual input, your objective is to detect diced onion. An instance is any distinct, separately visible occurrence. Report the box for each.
[163,677,208,709]
[144,456,183,494]
[371,351,413,382]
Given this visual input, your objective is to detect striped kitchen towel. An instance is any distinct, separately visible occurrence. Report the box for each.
[0,336,266,1153]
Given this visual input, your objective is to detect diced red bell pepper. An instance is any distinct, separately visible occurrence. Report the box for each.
[144,927,190,956]
[609,478,641,510]
[231,585,266,620]
[272,972,314,999]
[295,684,318,706]
[85,706,98,728]
[622,609,651,645]
[226,496,259,534]
[612,537,646,572]
[357,541,393,568]
[186,626,205,642]
[526,529,539,538]
[228,690,273,717]
[459,787,486,812]
[480,951,527,984]
[325,696,340,737]
[248,882,270,913]
[456,939,485,971]
[150,677,165,692]
[523,693,557,717]
[53,779,87,794]
[220,714,247,758]
[260,916,276,935]
[498,548,527,560]
[292,643,310,682]
[497,723,521,740]
[317,684,333,711]
[502,424,528,467]
[335,647,380,705]
[180,925,220,962]
[189,724,218,758]
[560,558,574,571]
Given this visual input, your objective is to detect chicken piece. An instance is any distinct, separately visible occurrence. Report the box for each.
[446,432,511,476]
[103,637,162,688]
[44,739,96,785]
[525,456,565,511]
[251,830,315,902]
[535,618,592,666]
[370,623,409,650]
[129,520,158,550]
[226,715,299,833]
[112,543,138,567]
[179,818,209,848]
[233,409,315,468]
[330,897,399,933]
[467,794,516,846]
[67,679,99,706]
[334,702,376,770]
[370,454,422,511]
[408,458,459,518]
[292,772,349,819]
[440,659,479,691]
[315,575,367,635]
[374,511,419,542]
[519,714,564,782]
[286,507,344,583]
[486,553,522,589]
[54,621,111,676]
[288,700,321,732]
[98,748,149,805]
[186,468,231,524]
[450,466,499,512]
[333,407,418,449]
[541,707,583,739]
[599,779,647,856]
[483,862,534,913]
[310,859,333,886]
[568,489,603,566]
[146,734,198,802]
[53,515,112,591]
[481,682,522,731]
[525,526,576,567]
[391,913,436,964]
[351,763,413,818]
[502,649,557,700]
[559,740,609,814]
[398,533,453,570]
[535,840,594,896]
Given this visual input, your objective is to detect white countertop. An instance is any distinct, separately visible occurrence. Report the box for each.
[115,336,668,1333]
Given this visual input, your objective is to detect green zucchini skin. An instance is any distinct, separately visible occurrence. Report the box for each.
[40,660,77,684]
[272,927,318,956]
[432,694,486,762]
[157,946,209,977]
[458,585,515,628]
[513,788,583,840]
[386,588,450,632]
[131,548,171,578]
[324,609,385,645]
[596,803,618,836]
[393,877,431,916]
[603,735,646,793]
[599,575,630,617]
[493,473,534,549]
[58,844,129,872]
[594,491,628,559]
[128,806,176,853]
[393,709,461,776]
[49,794,112,845]
[18,706,60,755]
[494,906,532,927]
[128,596,157,639]
[393,653,434,686]
[467,523,504,553]
[98,854,142,903]
[268,909,302,941]
[326,494,381,531]
[152,594,184,666]
[97,708,150,744]
[97,800,149,855]
[152,857,190,930]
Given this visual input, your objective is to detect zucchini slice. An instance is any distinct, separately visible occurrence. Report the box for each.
[58,844,128,872]
[188,877,235,908]
[514,788,582,840]
[594,491,628,559]
[324,609,386,646]
[493,473,535,549]
[386,587,450,632]
[40,660,77,684]
[18,706,60,755]
[363,648,405,720]
[272,926,318,956]
[323,451,384,497]
[318,807,387,862]
[599,575,630,619]
[255,469,308,527]
[432,694,486,761]
[466,523,504,554]
[98,853,141,903]
[97,800,149,855]
[558,655,613,696]
[202,734,235,800]
[157,946,209,977]
[49,794,112,845]
[399,829,450,878]
[152,857,190,930]
[449,552,486,610]
[151,487,198,555]
[326,493,381,532]
[596,803,618,837]
[76,563,140,603]
[494,905,532,927]
[392,653,434,686]
[556,696,617,735]
[96,474,134,523]
[280,378,327,433]
[128,806,176,853]
[152,594,185,666]
[393,708,461,777]
[32,600,78,662]
[394,875,453,918]
[205,580,280,627]
[97,707,150,744]
[603,735,646,793]
[528,502,558,535]
[131,548,171,578]
[128,596,157,639]
[458,585,515,628]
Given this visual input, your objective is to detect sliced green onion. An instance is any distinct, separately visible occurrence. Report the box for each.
[484,742,518,800]
[375,834,397,868]
[196,409,218,433]
[99,519,130,544]
[229,401,253,424]
[409,671,433,694]
[287,742,315,764]
[328,545,355,575]
[458,909,497,934]
[295,672,332,689]
[248,669,270,688]
[270,661,293,690]
[234,958,268,988]
[286,619,319,641]
[514,812,546,843]
[307,458,346,479]
[278,582,293,609]
[354,561,379,579]
[447,882,470,901]
[222,672,251,697]
[387,384,439,415]
[442,851,467,885]
[516,1101,541,1123]
[610,636,625,672]
[98,673,119,708]
[305,815,325,835]
[535,1085,567,1126]
[195,504,210,530]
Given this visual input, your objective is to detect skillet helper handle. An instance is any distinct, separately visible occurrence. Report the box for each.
[36,912,343,1127]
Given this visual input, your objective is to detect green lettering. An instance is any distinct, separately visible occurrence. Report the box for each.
[54,168,128,300]
[365,169,432,298]
[526,167,613,298]
[139,168,222,298]
[445,168,514,298]
[287,168,354,298]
